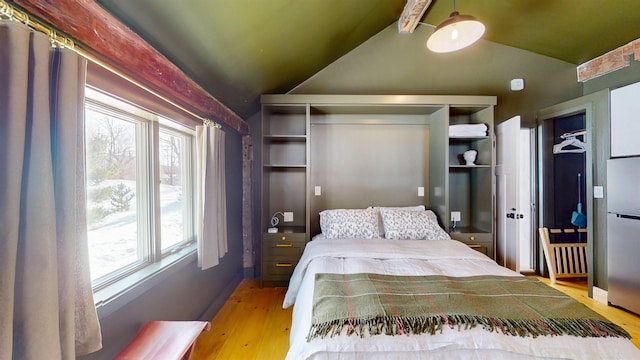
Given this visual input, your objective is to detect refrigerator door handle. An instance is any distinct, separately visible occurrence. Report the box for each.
[616,214,640,221]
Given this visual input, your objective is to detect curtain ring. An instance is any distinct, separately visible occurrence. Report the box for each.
[49,29,59,48]
[203,119,221,129]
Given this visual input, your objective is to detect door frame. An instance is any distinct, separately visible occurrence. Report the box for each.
[536,89,610,296]
[522,126,537,274]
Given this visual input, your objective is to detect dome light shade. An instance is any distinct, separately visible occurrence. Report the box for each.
[426,11,485,53]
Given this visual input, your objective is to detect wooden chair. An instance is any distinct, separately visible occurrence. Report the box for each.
[114,320,211,360]
[539,227,588,284]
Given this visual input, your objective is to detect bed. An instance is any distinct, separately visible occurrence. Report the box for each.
[283,207,640,360]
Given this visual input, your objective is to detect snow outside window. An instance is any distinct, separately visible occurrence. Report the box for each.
[84,87,195,290]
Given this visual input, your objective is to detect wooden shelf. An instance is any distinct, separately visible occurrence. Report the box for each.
[263,135,307,140]
[263,164,307,168]
[449,164,491,168]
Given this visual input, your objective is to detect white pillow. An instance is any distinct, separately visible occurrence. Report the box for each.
[371,205,428,238]
[319,208,379,239]
[380,208,450,240]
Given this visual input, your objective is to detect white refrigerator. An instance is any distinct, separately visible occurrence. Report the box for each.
[607,157,640,315]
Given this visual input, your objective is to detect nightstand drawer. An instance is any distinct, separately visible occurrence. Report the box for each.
[263,260,298,277]
[262,244,303,260]
[449,232,491,244]
[262,232,305,260]
[263,232,306,245]
[449,232,494,259]
[466,244,488,256]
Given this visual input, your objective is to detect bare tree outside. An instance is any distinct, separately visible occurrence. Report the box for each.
[159,130,185,250]
[86,114,136,184]
[160,132,181,186]
[85,108,139,280]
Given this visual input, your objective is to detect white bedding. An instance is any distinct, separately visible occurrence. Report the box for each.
[283,238,640,360]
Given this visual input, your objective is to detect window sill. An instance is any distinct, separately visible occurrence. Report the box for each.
[94,243,197,318]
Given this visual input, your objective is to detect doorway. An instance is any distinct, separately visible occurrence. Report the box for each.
[540,113,587,240]
[536,91,608,296]
[537,112,588,282]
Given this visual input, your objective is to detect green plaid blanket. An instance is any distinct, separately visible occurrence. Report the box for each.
[309,273,630,341]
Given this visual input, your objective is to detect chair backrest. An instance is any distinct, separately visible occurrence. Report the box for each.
[538,227,588,284]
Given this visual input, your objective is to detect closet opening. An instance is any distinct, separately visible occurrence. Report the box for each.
[539,112,587,275]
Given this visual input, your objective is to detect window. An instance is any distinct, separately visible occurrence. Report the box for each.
[159,127,194,251]
[85,87,195,290]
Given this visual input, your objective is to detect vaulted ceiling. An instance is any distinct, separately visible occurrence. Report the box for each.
[94,0,640,119]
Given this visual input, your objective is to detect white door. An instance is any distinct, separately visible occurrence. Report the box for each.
[496,116,527,271]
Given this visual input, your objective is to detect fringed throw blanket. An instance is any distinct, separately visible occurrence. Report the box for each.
[308,273,630,341]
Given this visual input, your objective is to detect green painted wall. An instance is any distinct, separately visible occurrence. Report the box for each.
[290,24,582,127]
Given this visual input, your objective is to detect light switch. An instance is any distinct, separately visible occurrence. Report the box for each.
[418,187,425,197]
[283,212,294,222]
[594,186,604,199]
[314,186,322,196]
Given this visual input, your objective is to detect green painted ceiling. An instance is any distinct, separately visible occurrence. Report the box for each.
[95,0,640,119]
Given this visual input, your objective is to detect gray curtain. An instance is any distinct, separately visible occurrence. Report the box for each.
[0,21,102,359]
[196,124,228,270]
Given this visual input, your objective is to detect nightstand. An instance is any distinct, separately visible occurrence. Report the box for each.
[261,232,306,287]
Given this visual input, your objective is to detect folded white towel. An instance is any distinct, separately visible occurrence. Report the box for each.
[449,123,488,137]
[450,131,487,136]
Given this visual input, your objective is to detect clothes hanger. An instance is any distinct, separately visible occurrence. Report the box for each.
[560,129,586,139]
[553,133,586,154]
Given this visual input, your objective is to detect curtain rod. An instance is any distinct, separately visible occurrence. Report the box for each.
[0,0,74,48]
[0,0,222,130]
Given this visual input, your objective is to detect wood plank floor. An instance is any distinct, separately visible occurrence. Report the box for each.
[190,279,290,359]
[191,277,640,359]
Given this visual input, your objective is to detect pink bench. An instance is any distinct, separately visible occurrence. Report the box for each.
[114,321,211,360]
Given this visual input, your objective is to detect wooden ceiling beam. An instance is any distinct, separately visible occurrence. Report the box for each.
[10,0,248,134]
[398,0,433,34]
[577,38,640,82]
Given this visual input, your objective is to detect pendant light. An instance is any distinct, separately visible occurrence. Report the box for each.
[426,0,485,53]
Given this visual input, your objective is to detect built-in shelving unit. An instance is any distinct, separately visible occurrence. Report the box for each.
[443,106,495,256]
[260,95,496,286]
[260,104,310,287]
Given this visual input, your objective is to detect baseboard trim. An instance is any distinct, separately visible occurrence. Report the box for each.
[243,266,255,279]
[592,286,608,305]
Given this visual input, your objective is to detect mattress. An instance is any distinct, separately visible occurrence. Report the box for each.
[283,238,640,360]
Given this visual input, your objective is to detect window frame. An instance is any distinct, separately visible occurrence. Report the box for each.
[84,86,198,303]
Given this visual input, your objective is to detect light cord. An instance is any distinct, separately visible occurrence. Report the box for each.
[271,212,284,228]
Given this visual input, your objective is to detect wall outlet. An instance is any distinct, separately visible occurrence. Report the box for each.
[418,187,425,197]
[314,186,322,196]
[451,211,461,222]
[283,211,294,222]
